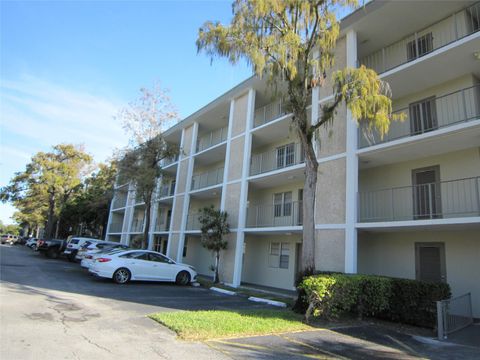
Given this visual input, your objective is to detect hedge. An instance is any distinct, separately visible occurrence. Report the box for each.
[297,273,451,328]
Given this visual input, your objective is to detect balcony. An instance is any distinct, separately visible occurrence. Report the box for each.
[246,201,303,228]
[130,218,145,233]
[191,167,224,191]
[196,126,228,153]
[254,99,289,128]
[359,177,480,223]
[359,2,480,74]
[158,182,175,198]
[154,221,170,232]
[112,192,128,210]
[108,222,123,233]
[186,212,202,231]
[162,154,179,167]
[358,85,480,149]
[250,143,304,176]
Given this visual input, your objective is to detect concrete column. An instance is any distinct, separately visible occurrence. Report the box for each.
[176,122,198,262]
[122,183,136,246]
[220,99,235,211]
[232,88,255,287]
[345,30,359,273]
[166,128,186,257]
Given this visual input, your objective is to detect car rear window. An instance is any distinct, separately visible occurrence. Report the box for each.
[70,239,79,244]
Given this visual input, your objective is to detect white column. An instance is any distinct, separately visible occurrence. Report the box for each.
[220,99,235,211]
[345,30,358,273]
[122,183,135,246]
[176,122,198,262]
[232,88,255,287]
[166,128,186,257]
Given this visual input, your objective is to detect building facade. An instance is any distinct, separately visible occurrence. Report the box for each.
[106,1,480,316]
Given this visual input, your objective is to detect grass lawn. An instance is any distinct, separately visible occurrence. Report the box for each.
[149,309,313,340]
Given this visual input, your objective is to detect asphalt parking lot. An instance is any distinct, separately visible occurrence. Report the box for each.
[1,244,479,360]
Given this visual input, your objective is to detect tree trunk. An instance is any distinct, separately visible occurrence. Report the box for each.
[45,193,56,239]
[143,199,151,250]
[214,251,220,284]
[55,218,60,239]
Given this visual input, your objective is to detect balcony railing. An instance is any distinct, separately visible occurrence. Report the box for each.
[254,99,289,127]
[191,167,224,191]
[154,221,170,232]
[359,2,480,74]
[130,218,145,233]
[359,85,480,148]
[359,177,480,222]
[108,222,123,233]
[246,201,303,228]
[158,182,175,198]
[196,126,228,153]
[112,192,128,209]
[186,212,202,231]
[250,143,304,176]
[162,154,179,167]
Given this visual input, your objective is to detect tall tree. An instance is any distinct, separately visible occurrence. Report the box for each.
[1,144,92,239]
[197,0,401,273]
[198,206,230,283]
[117,84,179,249]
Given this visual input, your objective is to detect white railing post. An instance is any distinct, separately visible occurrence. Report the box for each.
[414,32,419,60]
[428,183,434,218]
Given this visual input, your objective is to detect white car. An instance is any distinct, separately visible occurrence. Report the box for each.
[75,241,128,261]
[80,247,128,269]
[64,237,101,262]
[25,238,38,248]
[88,250,197,285]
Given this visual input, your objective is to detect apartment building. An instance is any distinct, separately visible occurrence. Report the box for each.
[106,1,480,316]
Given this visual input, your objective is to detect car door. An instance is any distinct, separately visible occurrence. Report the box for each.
[120,252,151,280]
[147,253,177,281]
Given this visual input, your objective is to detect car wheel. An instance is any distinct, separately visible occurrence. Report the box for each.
[175,271,191,286]
[113,268,131,284]
[47,248,59,259]
[32,245,37,251]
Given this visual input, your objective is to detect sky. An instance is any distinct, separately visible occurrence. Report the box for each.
[0,0,356,225]
[1,0,254,224]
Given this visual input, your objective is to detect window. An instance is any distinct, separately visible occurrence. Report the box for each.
[276,143,295,169]
[274,192,292,217]
[406,33,433,61]
[269,242,290,269]
[409,97,437,135]
[169,180,176,196]
[120,251,148,260]
[183,238,188,257]
[148,253,171,263]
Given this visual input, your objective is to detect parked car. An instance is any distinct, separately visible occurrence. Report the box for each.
[16,236,28,245]
[81,247,129,270]
[25,238,38,249]
[37,239,67,259]
[75,241,129,261]
[63,237,101,262]
[88,249,197,285]
[1,234,18,245]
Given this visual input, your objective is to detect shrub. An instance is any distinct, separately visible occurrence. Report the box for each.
[298,273,450,328]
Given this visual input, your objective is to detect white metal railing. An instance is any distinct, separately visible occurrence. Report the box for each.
[130,217,145,233]
[158,182,175,198]
[437,293,474,340]
[191,167,224,191]
[154,221,170,232]
[360,2,480,74]
[359,177,480,222]
[186,212,202,231]
[196,126,228,153]
[108,222,123,233]
[112,191,128,209]
[250,143,304,176]
[254,99,288,127]
[246,201,303,228]
[359,85,480,148]
[162,154,179,167]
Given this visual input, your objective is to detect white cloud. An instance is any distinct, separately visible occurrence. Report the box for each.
[0,75,130,224]
[1,75,128,162]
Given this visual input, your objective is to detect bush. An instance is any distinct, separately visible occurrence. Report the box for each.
[298,273,450,328]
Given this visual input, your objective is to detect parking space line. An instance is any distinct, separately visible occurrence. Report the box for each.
[276,333,349,360]
[204,340,234,359]
[384,335,425,358]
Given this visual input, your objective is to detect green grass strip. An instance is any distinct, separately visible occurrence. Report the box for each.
[149,309,312,340]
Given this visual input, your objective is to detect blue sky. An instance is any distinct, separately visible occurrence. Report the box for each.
[1,0,254,224]
[0,0,356,225]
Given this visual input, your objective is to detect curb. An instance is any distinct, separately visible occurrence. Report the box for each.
[210,287,237,296]
[248,296,287,308]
